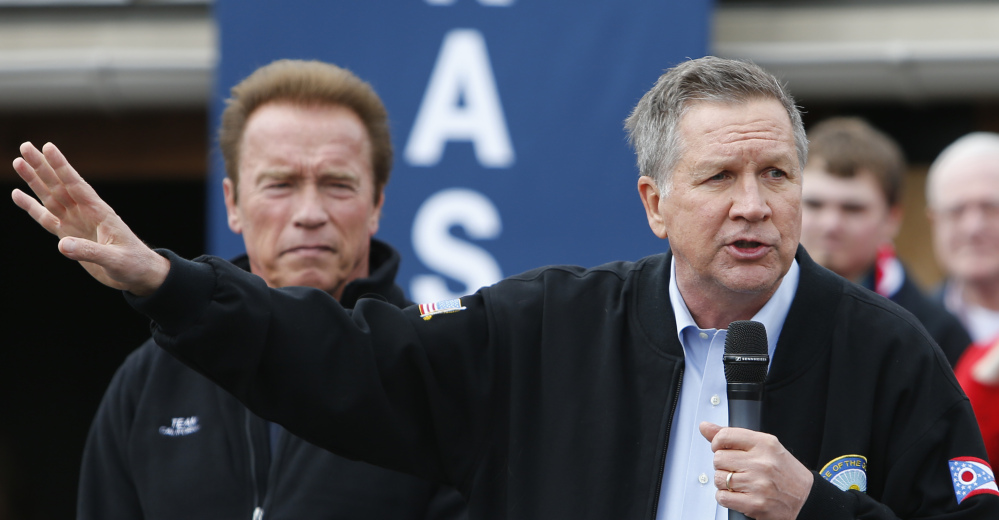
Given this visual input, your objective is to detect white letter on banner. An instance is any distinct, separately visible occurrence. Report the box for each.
[410,188,503,302]
[404,29,515,168]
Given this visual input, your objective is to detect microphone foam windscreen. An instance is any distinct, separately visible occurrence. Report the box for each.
[723,320,769,384]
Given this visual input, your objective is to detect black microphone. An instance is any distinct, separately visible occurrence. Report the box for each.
[723,320,769,520]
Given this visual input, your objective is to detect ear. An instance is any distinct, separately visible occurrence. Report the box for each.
[222,177,242,235]
[368,189,385,237]
[884,204,904,240]
[638,175,669,239]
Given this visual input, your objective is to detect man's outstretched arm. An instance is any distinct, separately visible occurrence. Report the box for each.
[11,141,169,295]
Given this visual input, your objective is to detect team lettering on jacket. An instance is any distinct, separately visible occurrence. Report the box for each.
[158,416,201,437]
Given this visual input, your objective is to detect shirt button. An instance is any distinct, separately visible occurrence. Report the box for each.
[711,395,721,406]
[699,332,709,339]
[698,473,709,484]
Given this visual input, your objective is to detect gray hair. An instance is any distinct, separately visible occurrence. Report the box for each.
[926,132,999,208]
[624,56,807,194]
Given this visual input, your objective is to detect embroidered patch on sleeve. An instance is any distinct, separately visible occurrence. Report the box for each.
[820,454,868,493]
[418,298,466,321]
[950,457,999,504]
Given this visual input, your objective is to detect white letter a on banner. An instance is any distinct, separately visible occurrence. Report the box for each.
[405,29,515,168]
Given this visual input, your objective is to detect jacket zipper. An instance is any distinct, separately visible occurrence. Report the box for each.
[650,368,683,520]
[245,412,264,520]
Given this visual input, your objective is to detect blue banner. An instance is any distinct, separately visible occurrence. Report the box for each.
[210,0,710,302]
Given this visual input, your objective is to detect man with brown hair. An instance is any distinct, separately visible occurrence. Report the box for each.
[799,117,970,366]
[75,59,465,520]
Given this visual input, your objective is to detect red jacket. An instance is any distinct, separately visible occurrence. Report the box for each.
[955,340,999,464]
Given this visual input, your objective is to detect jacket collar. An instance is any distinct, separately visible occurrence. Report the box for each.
[766,246,841,385]
[340,238,410,308]
[635,245,841,383]
[634,252,684,360]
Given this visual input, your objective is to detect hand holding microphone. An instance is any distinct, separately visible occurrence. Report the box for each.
[699,321,813,520]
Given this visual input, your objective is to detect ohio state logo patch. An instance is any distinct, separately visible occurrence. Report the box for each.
[820,454,868,493]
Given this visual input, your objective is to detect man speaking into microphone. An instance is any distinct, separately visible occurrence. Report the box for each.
[13,57,998,519]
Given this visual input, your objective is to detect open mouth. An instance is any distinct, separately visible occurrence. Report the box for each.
[733,240,764,249]
[728,239,771,260]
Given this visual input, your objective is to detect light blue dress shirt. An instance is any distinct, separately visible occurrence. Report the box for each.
[655,258,800,520]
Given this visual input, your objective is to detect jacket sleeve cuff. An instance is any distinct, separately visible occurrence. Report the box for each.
[123,249,217,336]
[796,471,855,519]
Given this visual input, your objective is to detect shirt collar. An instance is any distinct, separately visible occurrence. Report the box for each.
[668,257,800,357]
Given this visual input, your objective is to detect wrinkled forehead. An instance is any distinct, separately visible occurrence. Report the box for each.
[678,99,798,165]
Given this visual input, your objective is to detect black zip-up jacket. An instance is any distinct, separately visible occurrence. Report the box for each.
[859,265,971,366]
[79,239,467,520]
[129,246,999,519]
